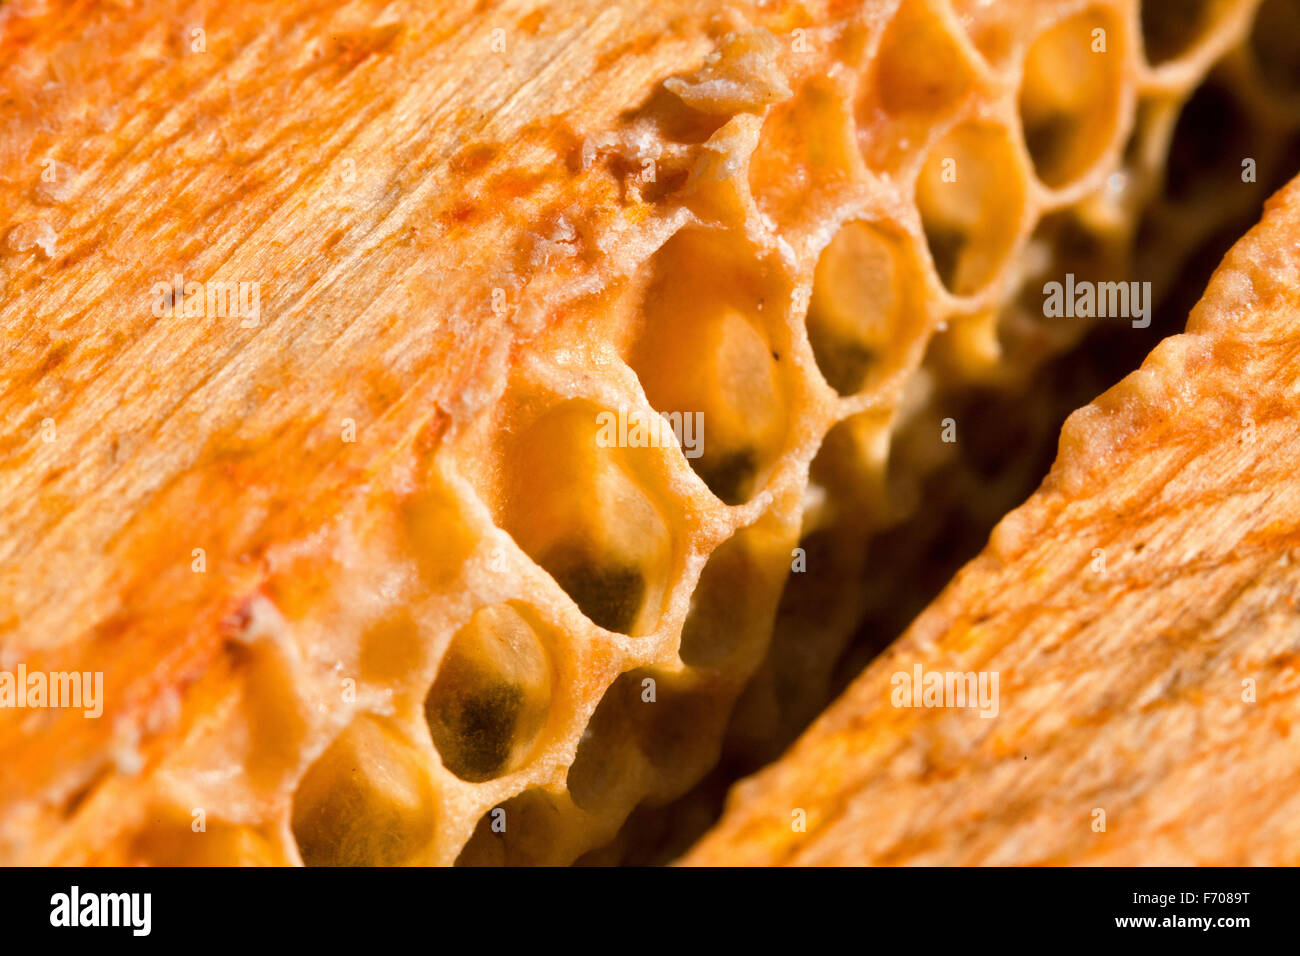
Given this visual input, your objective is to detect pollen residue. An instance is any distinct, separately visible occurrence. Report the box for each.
[443,202,479,226]
[491,168,551,200]
[596,33,659,71]
[36,339,72,376]
[517,9,545,34]
[415,408,452,455]
[518,118,585,172]
[327,23,405,73]
[450,143,499,176]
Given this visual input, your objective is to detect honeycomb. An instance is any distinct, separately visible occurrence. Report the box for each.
[684,170,1300,865]
[0,0,1297,866]
[722,0,1300,768]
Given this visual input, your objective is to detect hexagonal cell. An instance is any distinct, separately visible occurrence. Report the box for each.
[627,228,791,505]
[679,515,791,671]
[1140,0,1238,66]
[290,714,437,866]
[1251,0,1300,98]
[1019,8,1127,189]
[633,672,731,792]
[1164,79,1257,204]
[719,414,907,766]
[499,399,674,635]
[806,221,929,395]
[916,122,1027,296]
[743,521,867,755]
[874,0,974,116]
[424,603,553,783]
[993,209,1130,374]
[565,671,647,813]
[566,665,731,815]
[807,411,895,526]
[748,79,859,228]
[454,789,568,867]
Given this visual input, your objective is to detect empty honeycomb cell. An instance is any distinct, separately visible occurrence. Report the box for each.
[763,415,900,708]
[994,210,1126,370]
[568,666,728,813]
[930,308,1004,382]
[1164,79,1255,203]
[806,221,927,395]
[748,80,859,227]
[635,674,730,783]
[455,789,568,867]
[779,528,854,631]
[1252,0,1300,97]
[752,522,868,747]
[628,228,790,505]
[1140,0,1236,65]
[566,671,647,812]
[290,714,436,866]
[808,412,894,523]
[874,0,973,115]
[1019,9,1127,189]
[679,515,791,670]
[499,399,673,635]
[425,603,553,783]
[916,123,1026,296]
[882,382,962,524]
[713,413,903,768]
